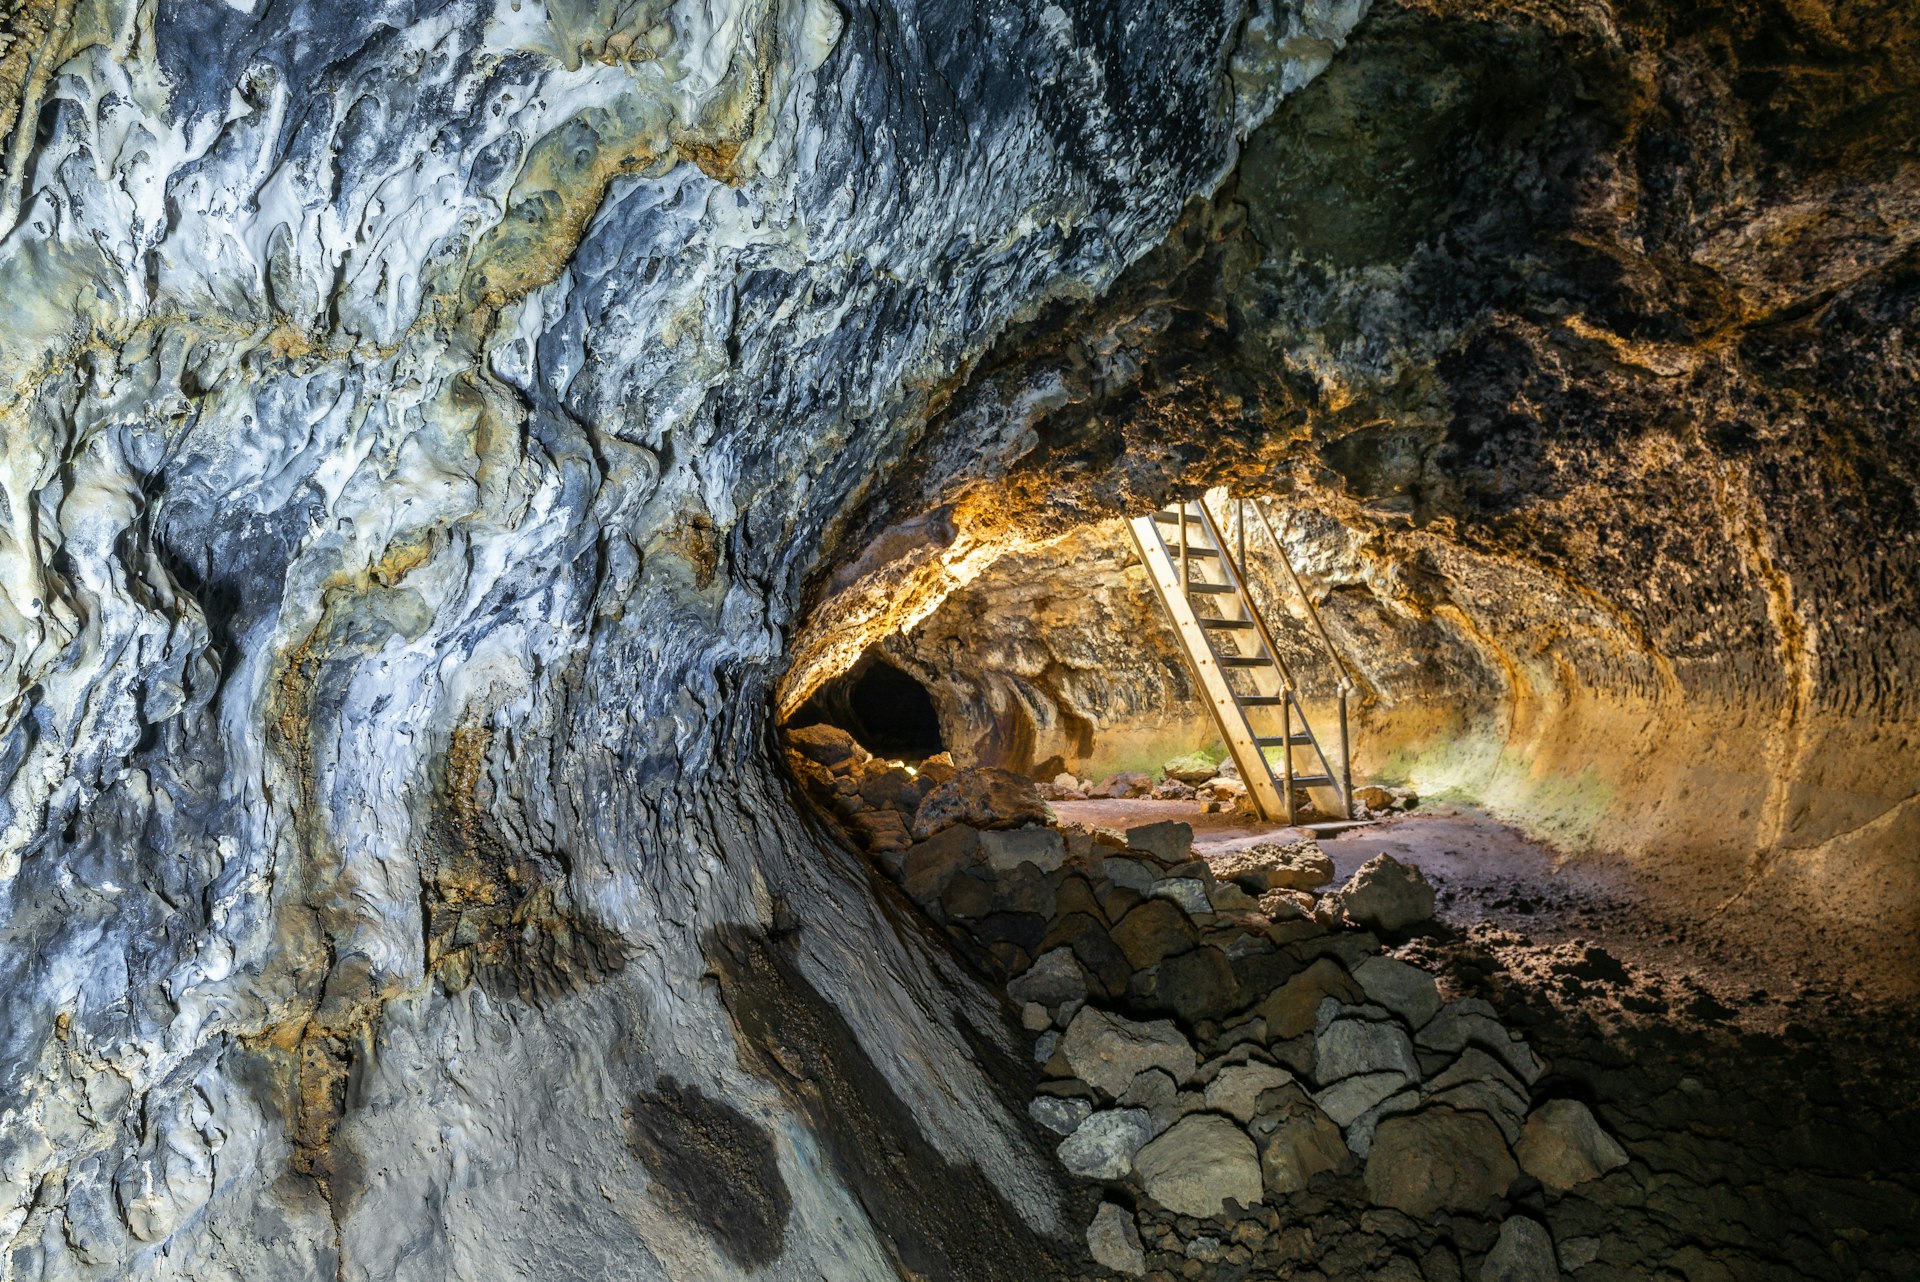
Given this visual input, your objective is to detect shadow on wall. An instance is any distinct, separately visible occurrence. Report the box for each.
[789,649,946,760]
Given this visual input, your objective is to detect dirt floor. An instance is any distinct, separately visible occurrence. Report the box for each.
[1055,798,1920,1280]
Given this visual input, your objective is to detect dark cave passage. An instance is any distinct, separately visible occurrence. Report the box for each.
[791,650,946,761]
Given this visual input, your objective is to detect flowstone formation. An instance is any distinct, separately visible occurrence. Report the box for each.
[0,1,1370,1278]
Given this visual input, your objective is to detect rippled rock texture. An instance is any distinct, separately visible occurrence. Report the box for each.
[0,0,1368,1277]
[3,0,1916,1278]
[806,0,1920,998]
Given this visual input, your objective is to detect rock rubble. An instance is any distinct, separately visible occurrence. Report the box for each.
[802,727,1628,1279]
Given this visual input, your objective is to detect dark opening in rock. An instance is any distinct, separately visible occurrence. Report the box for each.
[792,650,944,760]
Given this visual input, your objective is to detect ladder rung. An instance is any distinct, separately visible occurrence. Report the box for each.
[1217,656,1271,668]
[1188,583,1237,594]
[1153,509,1204,525]
[1199,618,1255,629]
[1285,774,1335,788]
[1238,695,1288,707]
[1180,547,1221,558]
[1255,734,1315,747]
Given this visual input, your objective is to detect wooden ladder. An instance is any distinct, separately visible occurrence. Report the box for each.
[1127,495,1354,825]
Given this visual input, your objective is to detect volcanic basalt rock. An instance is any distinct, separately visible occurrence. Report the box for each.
[0,1,1364,1277]
[1,0,1917,1278]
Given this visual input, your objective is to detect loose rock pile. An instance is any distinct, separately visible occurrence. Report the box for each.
[787,727,1621,1279]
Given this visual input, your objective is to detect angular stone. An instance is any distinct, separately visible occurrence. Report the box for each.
[1092,771,1155,799]
[1314,1070,1408,1128]
[979,824,1067,873]
[1212,840,1336,893]
[1101,856,1157,894]
[1417,1001,1544,1085]
[1340,854,1436,932]
[1110,898,1198,969]
[786,723,868,768]
[1256,1106,1349,1195]
[1059,1108,1155,1179]
[911,767,1056,841]
[1060,1007,1198,1098]
[1029,1096,1093,1136]
[899,823,982,901]
[1038,913,1133,999]
[1315,1015,1420,1085]
[1204,1062,1296,1123]
[848,808,911,850]
[1150,877,1212,915]
[1365,1108,1518,1217]
[1162,751,1222,784]
[1133,1114,1264,1218]
[1087,1202,1147,1276]
[1353,956,1442,1028]
[1126,820,1194,864]
[1514,1099,1629,1192]
[1256,958,1364,1041]
[1481,1216,1558,1282]
[1345,1088,1422,1158]
[856,763,923,812]
[1008,947,1090,1010]
[1152,946,1240,1024]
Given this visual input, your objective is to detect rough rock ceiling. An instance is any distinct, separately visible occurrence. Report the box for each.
[0,0,1914,1277]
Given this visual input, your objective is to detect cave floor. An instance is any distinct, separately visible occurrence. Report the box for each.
[1055,798,1920,1279]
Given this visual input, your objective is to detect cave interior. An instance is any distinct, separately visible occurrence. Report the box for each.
[0,0,1916,1280]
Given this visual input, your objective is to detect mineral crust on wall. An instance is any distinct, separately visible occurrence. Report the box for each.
[0,1,1367,1278]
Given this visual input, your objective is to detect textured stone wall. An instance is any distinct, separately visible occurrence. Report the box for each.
[796,0,1920,993]
[0,1,1370,1277]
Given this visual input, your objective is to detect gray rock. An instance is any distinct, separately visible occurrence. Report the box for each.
[1008,947,1090,1009]
[1255,958,1365,1041]
[1087,1202,1147,1276]
[1344,1088,1422,1157]
[1101,857,1158,894]
[1126,820,1195,863]
[1203,1062,1297,1123]
[1029,1096,1093,1136]
[1514,1099,1629,1192]
[1151,945,1240,1024]
[1314,1015,1420,1085]
[1133,1114,1264,1218]
[1417,1001,1544,1085]
[1060,1007,1197,1097]
[1353,956,1442,1027]
[1058,1108,1155,1179]
[1313,1070,1409,1128]
[1557,1237,1601,1271]
[1150,877,1212,915]
[979,825,1068,873]
[1481,1216,1559,1282]
[1340,854,1437,932]
[1034,1031,1062,1064]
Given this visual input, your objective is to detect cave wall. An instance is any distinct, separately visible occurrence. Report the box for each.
[794,0,1920,993]
[0,1,1371,1277]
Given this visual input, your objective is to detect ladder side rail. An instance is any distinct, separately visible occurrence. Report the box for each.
[1193,498,1303,694]
[1126,516,1289,823]
[1249,497,1356,694]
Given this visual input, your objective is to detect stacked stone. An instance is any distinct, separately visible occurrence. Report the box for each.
[872,794,1624,1280]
